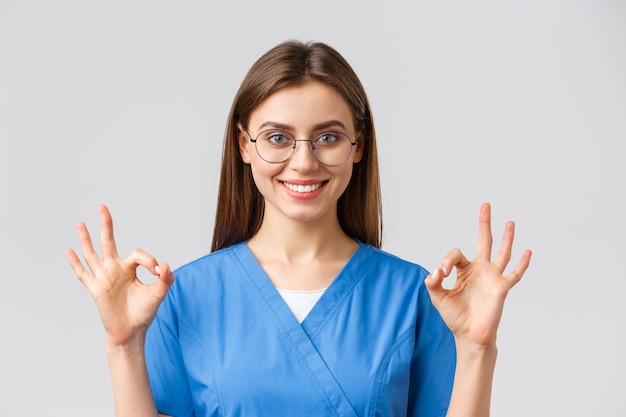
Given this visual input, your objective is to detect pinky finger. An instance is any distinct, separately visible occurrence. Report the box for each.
[504,249,533,287]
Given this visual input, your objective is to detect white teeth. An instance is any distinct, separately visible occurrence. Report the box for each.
[283,182,322,193]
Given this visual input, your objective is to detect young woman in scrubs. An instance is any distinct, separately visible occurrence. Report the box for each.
[67,40,532,417]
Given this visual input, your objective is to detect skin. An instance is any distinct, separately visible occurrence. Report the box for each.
[237,82,364,290]
[66,205,172,417]
[426,203,532,416]
[66,81,531,417]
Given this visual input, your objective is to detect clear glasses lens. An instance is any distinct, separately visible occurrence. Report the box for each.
[254,130,354,166]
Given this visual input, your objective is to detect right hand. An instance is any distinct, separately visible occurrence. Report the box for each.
[66,205,175,346]
[424,203,531,347]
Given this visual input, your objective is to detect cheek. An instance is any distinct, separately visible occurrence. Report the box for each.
[249,160,283,186]
[331,164,356,188]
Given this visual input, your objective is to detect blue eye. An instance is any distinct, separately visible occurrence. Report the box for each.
[268,134,288,144]
[262,131,293,146]
[316,133,340,144]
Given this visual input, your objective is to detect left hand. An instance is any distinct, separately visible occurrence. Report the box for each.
[425,202,532,347]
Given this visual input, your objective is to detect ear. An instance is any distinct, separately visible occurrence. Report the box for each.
[237,123,252,164]
[352,131,365,163]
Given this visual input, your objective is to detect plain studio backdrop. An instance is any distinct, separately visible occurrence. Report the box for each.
[1,0,624,415]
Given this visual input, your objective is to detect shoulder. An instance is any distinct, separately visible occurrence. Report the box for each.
[352,242,430,295]
[174,242,244,274]
[358,242,429,277]
[159,242,255,319]
[167,242,249,293]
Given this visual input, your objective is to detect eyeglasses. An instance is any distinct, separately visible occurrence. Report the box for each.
[245,129,358,166]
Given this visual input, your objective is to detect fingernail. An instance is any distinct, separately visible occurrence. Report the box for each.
[442,267,448,277]
[155,265,160,274]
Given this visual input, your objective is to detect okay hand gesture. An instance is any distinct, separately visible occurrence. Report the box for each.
[425,203,532,346]
[66,205,175,346]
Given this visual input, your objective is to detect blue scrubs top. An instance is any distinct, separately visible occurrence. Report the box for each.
[145,242,455,417]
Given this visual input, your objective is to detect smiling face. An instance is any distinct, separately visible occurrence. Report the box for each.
[238,81,363,226]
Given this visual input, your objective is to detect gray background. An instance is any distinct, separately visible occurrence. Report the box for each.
[1,0,624,415]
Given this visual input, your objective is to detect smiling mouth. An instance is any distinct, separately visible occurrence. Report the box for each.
[282,181,326,193]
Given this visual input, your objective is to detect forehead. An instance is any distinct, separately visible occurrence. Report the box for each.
[248,81,355,132]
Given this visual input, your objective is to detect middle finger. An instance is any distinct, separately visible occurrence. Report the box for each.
[99,205,120,260]
[475,202,493,261]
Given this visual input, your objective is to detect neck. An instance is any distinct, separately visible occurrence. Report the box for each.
[247,209,359,290]
[250,211,352,262]
[248,202,359,290]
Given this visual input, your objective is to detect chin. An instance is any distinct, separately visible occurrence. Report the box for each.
[284,212,326,223]
[277,206,334,224]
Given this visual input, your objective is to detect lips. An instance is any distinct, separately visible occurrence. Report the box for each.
[281,181,326,193]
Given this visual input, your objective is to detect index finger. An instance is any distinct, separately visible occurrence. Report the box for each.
[475,202,493,261]
[99,205,119,260]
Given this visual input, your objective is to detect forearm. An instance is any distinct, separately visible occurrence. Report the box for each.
[446,340,498,417]
[105,335,159,417]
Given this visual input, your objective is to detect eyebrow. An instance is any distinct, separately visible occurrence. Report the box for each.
[257,120,348,132]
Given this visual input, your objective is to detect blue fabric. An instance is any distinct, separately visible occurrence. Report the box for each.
[145,241,455,417]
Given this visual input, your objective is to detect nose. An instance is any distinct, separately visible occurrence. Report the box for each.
[289,139,319,171]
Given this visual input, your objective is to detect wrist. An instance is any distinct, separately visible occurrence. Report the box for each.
[447,340,498,417]
[105,333,146,357]
[454,337,498,363]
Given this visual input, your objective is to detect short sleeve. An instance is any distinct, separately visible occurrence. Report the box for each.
[408,281,456,417]
[145,285,196,417]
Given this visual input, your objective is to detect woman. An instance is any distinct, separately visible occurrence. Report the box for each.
[66,40,532,417]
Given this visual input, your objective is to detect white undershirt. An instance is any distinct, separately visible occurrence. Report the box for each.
[276,288,327,323]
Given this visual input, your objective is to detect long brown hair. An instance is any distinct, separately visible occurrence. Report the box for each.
[211,40,382,251]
